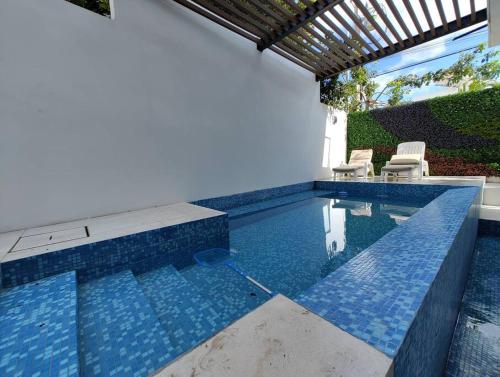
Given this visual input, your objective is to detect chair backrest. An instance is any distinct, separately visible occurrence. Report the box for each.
[348,149,373,164]
[397,142,426,157]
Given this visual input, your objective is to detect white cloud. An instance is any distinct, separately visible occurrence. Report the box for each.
[410,85,458,102]
[397,42,447,65]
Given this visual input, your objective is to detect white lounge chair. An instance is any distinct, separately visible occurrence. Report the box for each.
[381,142,429,181]
[332,149,374,181]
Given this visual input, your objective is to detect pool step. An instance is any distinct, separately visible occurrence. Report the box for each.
[0,271,79,377]
[180,263,269,322]
[137,265,226,355]
[78,269,175,377]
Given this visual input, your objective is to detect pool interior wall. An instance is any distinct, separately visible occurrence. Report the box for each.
[444,230,500,377]
[0,181,482,377]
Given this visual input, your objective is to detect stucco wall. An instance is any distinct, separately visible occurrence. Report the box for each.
[0,0,340,232]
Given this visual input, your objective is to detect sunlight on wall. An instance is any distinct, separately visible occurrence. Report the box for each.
[323,201,346,257]
[321,108,347,172]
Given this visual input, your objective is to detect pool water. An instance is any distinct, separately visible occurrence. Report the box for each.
[229,195,427,298]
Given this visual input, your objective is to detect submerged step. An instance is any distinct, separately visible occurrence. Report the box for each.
[0,271,78,377]
[181,263,269,323]
[78,270,175,377]
[137,265,226,355]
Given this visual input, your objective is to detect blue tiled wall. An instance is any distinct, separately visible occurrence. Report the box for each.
[393,194,479,377]
[314,181,454,202]
[192,181,314,211]
[296,186,480,376]
[1,215,229,287]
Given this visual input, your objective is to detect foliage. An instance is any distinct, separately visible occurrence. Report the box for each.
[385,44,500,106]
[320,66,378,112]
[347,89,500,176]
[429,87,500,142]
[370,100,495,148]
[346,112,400,174]
[66,0,110,17]
[346,111,400,148]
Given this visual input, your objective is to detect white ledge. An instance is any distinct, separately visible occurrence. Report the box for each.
[0,202,224,263]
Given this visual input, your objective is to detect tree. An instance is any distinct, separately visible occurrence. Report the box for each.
[384,44,499,106]
[67,0,111,17]
[320,66,378,112]
[321,44,499,111]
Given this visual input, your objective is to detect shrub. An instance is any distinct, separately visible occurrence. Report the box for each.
[346,88,500,177]
[429,87,500,142]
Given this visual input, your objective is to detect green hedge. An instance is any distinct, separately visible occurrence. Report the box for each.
[430,86,500,142]
[347,88,500,176]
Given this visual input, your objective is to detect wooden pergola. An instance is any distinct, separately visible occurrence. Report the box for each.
[174,0,487,80]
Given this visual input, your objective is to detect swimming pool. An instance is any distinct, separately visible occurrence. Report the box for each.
[229,195,428,298]
[3,182,478,377]
[75,193,429,375]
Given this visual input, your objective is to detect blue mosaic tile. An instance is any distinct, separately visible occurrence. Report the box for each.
[180,263,270,322]
[78,270,175,377]
[314,180,454,202]
[192,181,314,211]
[1,215,228,288]
[445,235,500,377]
[137,265,226,356]
[0,271,78,377]
[229,196,426,298]
[296,187,479,371]
[226,190,334,218]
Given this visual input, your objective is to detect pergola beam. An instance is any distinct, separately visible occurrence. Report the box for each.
[319,8,487,80]
[256,0,344,51]
[174,0,487,79]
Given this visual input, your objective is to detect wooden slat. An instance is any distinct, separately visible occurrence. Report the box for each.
[403,0,425,40]
[289,33,344,70]
[310,18,367,62]
[303,24,358,66]
[269,0,295,19]
[339,2,386,53]
[470,0,476,23]
[351,0,395,51]
[326,8,378,57]
[229,0,281,31]
[453,0,462,28]
[246,0,287,25]
[385,0,415,44]
[315,16,369,60]
[173,0,259,42]
[274,41,325,74]
[419,0,436,36]
[435,0,449,31]
[282,0,306,17]
[257,0,344,51]
[303,20,361,64]
[191,0,266,39]
[207,0,272,38]
[296,28,349,68]
[278,39,336,75]
[368,0,404,47]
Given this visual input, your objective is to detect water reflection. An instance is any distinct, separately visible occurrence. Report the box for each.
[229,196,426,299]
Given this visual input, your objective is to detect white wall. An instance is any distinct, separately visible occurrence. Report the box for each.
[0,0,341,232]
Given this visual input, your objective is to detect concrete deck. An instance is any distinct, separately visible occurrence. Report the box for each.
[156,294,393,377]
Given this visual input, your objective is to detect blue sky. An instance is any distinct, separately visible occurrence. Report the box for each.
[366,23,492,102]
